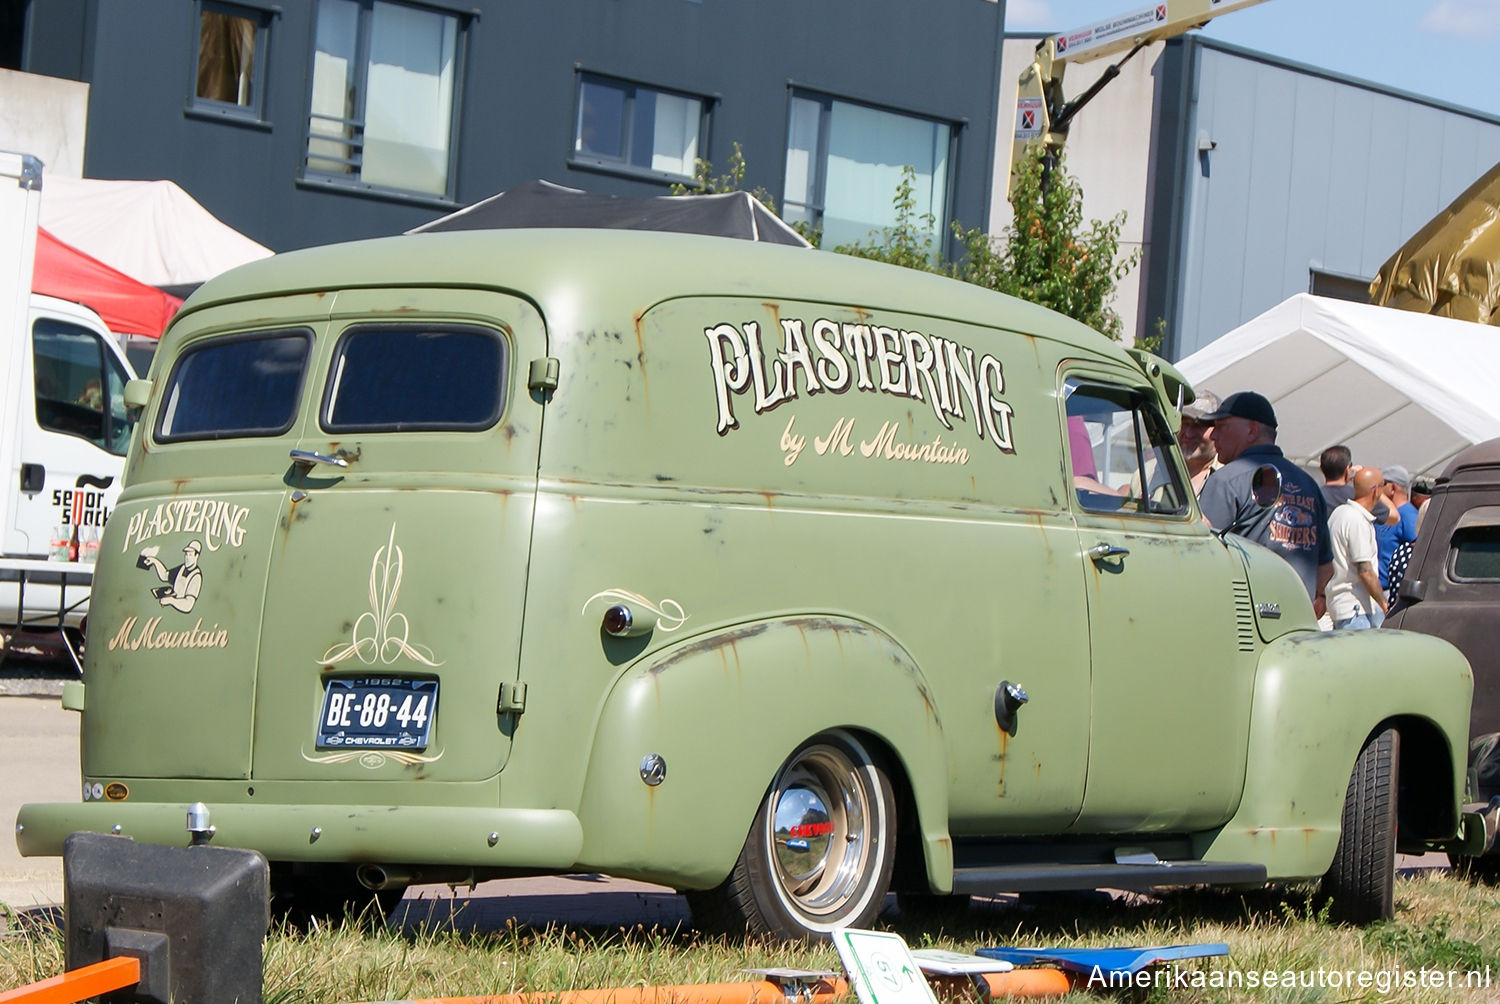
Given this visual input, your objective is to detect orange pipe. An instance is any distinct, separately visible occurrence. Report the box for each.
[382,978,848,1004]
[972,970,1075,999]
[0,957,141,1004]
[373,967,1076,1004]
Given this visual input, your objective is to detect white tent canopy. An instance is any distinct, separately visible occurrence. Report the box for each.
[1176,293,1500,478]
[39,176,271,286]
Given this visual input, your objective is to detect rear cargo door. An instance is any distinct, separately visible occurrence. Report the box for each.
[83,296,329,781]
[248,288,545,784]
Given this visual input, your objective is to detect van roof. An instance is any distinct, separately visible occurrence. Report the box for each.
[176,227,1126,360]
[1441,437,1500,480]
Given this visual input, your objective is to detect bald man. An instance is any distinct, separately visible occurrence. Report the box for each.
[1325,466,1387,630]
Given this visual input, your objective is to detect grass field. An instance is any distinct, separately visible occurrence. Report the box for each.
[3,871,1498,1003]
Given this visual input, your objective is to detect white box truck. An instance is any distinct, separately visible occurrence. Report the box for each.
[1,151,139,669]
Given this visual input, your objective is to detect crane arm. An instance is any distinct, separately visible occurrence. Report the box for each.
[1009,0,1272,197]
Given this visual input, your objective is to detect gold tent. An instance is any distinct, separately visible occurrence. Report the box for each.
[1370,161,1500,324]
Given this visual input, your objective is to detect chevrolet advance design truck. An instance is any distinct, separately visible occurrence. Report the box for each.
[17,227,1482,937]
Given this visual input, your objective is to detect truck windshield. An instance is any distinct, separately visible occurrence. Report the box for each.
[157,330,312,441]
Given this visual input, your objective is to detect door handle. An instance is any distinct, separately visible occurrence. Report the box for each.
[1088,542,1130,562]
[19,463,45,495]
[289,449,349,469]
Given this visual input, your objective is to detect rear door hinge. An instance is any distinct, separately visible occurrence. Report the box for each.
[497,681,528,715]
[527,357,560,392]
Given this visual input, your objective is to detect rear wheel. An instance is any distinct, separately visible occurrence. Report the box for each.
[689,730,896,940]
[1320,728,1399,924]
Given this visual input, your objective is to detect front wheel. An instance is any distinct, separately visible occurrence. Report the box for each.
[1319,728,1399,924]
[689,730,896,940]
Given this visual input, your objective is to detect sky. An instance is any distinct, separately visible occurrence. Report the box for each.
[1005,0,1500,118]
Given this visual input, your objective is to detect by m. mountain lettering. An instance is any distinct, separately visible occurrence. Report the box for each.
[706,317,1015,453]
[107,616,229,652]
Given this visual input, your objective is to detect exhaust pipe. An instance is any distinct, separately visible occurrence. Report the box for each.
[356,864,476,891]
[356,864,414,891]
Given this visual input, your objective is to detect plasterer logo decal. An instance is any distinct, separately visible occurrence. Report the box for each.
[705,316,1015,454]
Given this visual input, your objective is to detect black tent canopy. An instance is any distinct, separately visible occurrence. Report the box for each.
[409,179,811,247]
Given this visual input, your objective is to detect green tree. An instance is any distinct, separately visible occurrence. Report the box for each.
[959,151,1140,341]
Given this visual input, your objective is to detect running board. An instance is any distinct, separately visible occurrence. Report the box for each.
[951,860,1267,894]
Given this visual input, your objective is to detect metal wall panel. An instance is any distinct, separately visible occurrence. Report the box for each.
[1164,40,1500,360]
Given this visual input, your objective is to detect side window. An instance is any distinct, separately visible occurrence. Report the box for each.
[1064,380,1189,517]
[322,325,505,432]
[33,319,138,457]
[572,73,708,181]
[1451,522,1500,581]
[191,1,273,121]
[157,330,312,442]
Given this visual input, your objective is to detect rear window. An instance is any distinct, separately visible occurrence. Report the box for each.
[157,330,312,441]
[322,325,505,432]
[1451,524,1500,581]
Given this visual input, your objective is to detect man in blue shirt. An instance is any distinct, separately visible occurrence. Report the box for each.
[1200,392,1334,618]
[1374,465,1419,593]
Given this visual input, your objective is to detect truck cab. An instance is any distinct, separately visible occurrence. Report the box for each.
[1,152,138,663]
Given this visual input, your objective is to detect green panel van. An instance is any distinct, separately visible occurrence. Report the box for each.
[16,230,1480,937]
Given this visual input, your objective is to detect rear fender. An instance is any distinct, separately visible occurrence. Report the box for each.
[1198,629,1471,876]
[573,615,951,890]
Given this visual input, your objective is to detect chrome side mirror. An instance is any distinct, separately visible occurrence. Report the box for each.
[1251,464,1282,509]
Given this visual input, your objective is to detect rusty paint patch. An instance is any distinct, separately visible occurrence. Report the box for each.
[631,312,652,408]
[648,623,771,676]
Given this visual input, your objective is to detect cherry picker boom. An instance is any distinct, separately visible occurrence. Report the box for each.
[1010,0,1273,197]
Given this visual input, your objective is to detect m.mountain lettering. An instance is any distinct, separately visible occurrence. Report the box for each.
[706,317,1015,453]
[107,616,229,651]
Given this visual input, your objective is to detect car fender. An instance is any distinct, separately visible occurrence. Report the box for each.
[1198,628,1472,877]
[572,615,952,890]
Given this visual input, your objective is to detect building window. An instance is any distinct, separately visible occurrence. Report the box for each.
[305,0,464,198]
[573,74,706,180]
[192,1,272,119]
[783,93,953,251]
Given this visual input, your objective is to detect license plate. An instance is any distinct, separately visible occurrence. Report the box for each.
[316,677,437,749]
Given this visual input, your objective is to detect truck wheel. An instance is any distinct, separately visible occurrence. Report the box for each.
[689,730,895,940]
[1320,728,1399,924]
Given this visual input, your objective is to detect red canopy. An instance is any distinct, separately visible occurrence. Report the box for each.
[32,228,181,337]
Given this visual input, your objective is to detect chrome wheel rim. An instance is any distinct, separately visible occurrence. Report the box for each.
[766,739,876,921]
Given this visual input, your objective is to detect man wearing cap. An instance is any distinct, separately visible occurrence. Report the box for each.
[1375,466,1419,595]
[1199,391,1334,616]
[1177,391,1222,496]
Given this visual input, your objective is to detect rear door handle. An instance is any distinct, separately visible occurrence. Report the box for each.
[289,449,348,469]
[1088,542,1130,562]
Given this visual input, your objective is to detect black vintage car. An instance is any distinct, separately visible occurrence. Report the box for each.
[1387,438,1500,863]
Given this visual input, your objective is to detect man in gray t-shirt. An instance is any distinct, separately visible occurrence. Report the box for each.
[1199,392,1334,616]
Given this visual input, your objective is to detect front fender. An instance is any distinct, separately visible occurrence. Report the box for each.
[572,615,951,890]
[1199,628,1471,878]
